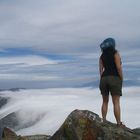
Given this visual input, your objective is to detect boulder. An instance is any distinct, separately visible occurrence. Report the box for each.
[2,127,19,140]
[50,109,140,140]
[133,128,140,135]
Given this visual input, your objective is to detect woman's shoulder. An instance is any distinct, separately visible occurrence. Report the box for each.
[114,51,121,61]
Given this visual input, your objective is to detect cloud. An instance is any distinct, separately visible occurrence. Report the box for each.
[0,52,99,89]
[0,0,140,88]
[0,87,140,135]
[0,0,140,54]
[0,55,61,88]
[0,55,57,66]
[0,73,58,81]
[0,49,7,52]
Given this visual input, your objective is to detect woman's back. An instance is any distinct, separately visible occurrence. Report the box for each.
[101,47,119,77]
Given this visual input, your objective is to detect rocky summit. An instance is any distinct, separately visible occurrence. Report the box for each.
[1,109,140,140]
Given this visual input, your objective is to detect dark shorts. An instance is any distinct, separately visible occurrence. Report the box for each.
[99,76,122,96]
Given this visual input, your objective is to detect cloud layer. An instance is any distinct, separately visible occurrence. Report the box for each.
[0,0,140,88]
[0,87,140,135]
[0,0,140,54]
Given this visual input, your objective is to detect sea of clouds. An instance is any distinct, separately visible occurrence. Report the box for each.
[0,87,140,136]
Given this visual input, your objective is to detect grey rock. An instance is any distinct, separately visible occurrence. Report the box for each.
[50,109,140,140]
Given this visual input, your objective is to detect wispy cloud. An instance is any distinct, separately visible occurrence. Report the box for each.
[0,55,57,66]
[0,53,98,88]
[0,73,58,81]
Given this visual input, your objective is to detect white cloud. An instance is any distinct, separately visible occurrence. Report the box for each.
[0,73,58,81]
[0,55,57,66]
[0,55,61,85]
[0,87,140,135]
[0,0,140,54]
[124,61,140,66]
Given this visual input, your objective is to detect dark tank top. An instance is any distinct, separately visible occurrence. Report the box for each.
[101,49,119,77]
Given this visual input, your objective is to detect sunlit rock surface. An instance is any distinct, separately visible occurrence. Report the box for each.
[50,109,140,140]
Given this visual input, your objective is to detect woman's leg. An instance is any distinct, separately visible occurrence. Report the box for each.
[112,95,121,124]
[101,95,109,121]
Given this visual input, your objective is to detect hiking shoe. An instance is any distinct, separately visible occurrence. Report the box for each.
[117,122,126,128]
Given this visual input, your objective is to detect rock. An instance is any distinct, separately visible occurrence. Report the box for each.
[0,97,9,109]
[0,112,19,139]
[1,110,140,140]
[2,127,18,140]
[25,135,51,140]
[133,128,140,135]
[50,109,140,140]
[1,127,51,140]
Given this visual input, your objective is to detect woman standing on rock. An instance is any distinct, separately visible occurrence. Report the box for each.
[99,38,124,127]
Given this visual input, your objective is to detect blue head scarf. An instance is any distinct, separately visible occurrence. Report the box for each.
[100,38,115,51]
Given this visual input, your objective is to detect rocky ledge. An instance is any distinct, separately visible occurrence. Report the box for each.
[2,109,140,140]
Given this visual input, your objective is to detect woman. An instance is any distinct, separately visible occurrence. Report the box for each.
[99,38,124,127]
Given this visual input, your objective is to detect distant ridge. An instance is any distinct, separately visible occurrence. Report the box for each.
[0,88,26,92]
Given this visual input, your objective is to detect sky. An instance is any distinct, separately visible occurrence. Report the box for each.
[0,0,140,89]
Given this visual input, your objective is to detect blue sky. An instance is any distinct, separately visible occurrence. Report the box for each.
[0,0,140,89]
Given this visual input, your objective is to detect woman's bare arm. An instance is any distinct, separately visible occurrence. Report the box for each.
[114,52,123,81]
[99,57,104,78]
